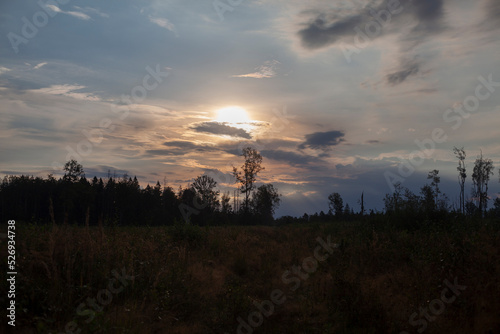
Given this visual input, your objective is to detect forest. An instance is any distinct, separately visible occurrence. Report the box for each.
[1,147,499,228]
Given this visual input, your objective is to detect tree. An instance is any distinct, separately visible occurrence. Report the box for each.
[383,182,404,214]
[220,192,232,214]
[472,151,494,217]
[63,159,84,182]
[427,169,441,206]
[232,147,264,213]
[328,192,343,217]
[453,147,467,214]
[344,203,351,217]
[358,191,365,216]
[192,175,220,212]
[251,184,281,224]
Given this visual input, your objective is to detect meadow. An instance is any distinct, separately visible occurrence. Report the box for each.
[4,218,500,334]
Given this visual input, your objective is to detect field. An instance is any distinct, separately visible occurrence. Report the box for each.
[4,218,500,334]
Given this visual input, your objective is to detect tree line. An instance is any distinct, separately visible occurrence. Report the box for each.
[1,146,499,227]
[321,147,500,227]
[0,147,281,227]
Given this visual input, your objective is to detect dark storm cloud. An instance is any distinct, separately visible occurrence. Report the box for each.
[191,122,251,139]
[298,0,445,50]
[298,130,345,150]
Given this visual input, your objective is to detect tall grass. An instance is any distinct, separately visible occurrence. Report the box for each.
[8,218,500,333]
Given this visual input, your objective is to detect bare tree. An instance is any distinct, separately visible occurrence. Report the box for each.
[232,147,264,213]
[453,147,467,214]
[472,151,494,217]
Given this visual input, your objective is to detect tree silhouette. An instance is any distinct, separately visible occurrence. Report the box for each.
[251,184,281,224]
[472,151,494,217]
[63,159,85,182]
[232,147,264,213]
[328,192,343,217]
[453,147,467,214]
[192,175,220,212]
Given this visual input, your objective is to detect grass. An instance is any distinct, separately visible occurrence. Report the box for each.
[4,218,500,333]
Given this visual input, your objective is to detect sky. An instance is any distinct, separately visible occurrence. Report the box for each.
[1,0,499,217]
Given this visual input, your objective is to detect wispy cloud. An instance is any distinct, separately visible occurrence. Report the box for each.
[33,62,47,70]
[73,6,110,18]
[28,84,99,101]
[0,66,10,75]
[46,5,91,20]
[232,60,280,79]
[148,16,177,34]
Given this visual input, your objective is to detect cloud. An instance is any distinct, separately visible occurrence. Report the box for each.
[261,149,321,166]
[298,130,345,150]
[149,16,177,33]
[33,62,47,70]
[146,141,218,157]
[386,59,420,85]
[28,84,100,101]
[485,0,500,27]
[232,60,280,79]
[0,66,10,75]
[298,0,445,50]
[297,0,445,85]
[73,6,110,18]
[45,5,91,20]
[191,122,252,139]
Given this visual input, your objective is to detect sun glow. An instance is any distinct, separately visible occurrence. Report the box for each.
[215,106,250,126]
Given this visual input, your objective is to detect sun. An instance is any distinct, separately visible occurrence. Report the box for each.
[215,106,250,125]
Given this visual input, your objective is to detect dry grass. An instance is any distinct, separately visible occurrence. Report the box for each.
[6,219,500,333]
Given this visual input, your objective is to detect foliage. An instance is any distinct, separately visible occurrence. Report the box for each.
[232,147,264,212]
[328,192,343,217]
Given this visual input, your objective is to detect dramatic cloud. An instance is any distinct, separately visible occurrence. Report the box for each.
[298,0,445,50]
[232,60,280,79]
[298,130,345,150]
[297,0,446,85]
[1,0,499,216]
[190,122,252,139]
